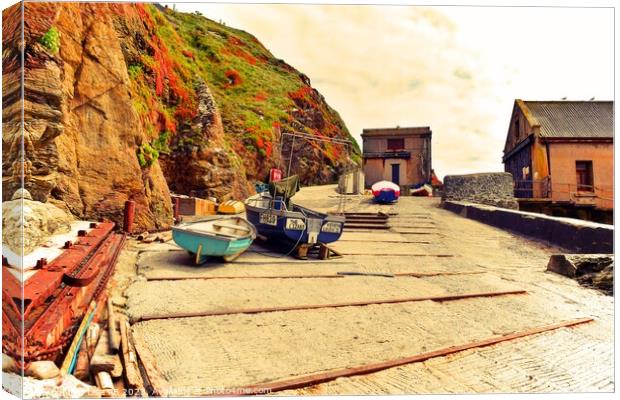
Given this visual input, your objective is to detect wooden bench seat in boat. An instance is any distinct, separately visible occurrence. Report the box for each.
[212,223,251,233]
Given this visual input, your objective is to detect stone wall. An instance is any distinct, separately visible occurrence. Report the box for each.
[442,172,519,209]
[443,201,613,253]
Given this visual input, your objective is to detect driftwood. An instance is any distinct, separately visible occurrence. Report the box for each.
[140,235,158,243]
[158,232,173,242]
[90,330,123,377]
[119,316,146,395]
[94,371,115,397]
[135,232,148,241]
[107,299,120,354]
[130,324,168,396]
[86,323,101,359]
[74,337,91,381]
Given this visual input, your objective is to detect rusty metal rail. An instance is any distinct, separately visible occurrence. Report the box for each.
[144,271,485,282]
[135,290,526,322]
[2,223,125,363]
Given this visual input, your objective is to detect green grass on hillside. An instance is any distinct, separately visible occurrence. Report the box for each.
[128,4,360,179]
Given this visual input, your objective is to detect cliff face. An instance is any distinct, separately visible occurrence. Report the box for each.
[2,3,360,230]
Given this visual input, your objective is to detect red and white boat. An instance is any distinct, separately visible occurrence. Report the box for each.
[371,180,400,203]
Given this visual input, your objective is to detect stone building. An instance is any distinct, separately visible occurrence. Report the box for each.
[361,126,432,188]
[502,100,613,210]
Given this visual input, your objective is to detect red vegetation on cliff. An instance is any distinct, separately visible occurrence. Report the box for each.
[228,36,245,46]
[225,69,242,87]
[254,91,268,101]
[289,86,313,101]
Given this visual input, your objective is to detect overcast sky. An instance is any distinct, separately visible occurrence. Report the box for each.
[169,2,613,178]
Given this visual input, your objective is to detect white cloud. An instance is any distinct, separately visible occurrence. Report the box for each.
[172,3,613,178]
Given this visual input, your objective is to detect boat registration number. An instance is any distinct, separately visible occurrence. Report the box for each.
[259,213,278,226]
[285,218,306,231]
[321,222,342,234]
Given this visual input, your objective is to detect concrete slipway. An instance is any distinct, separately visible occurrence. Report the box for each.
[109,185,613,395]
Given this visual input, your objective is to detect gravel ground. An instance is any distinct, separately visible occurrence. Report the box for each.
[118,185,613,395]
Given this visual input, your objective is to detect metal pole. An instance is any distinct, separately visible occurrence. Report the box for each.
[123,200,135,233]
[286,134,295,178]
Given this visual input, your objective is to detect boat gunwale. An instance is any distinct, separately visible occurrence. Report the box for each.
[246,200,345,224]
[172,220,256,242]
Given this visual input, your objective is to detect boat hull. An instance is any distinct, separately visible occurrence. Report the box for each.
[245,200,344,247]
[373,189,399,203]
[371,180,401,203]
[172,217,255,263]
[411,184,433,197]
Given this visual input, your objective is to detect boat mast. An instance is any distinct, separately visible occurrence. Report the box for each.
[278,130,356,214]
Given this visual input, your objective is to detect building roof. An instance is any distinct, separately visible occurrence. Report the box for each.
[520,100,613,139]
[361,126,431,138]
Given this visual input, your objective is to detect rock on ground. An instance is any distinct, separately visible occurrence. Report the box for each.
[2,372,96,399]
[546,254,613,295]
[2,193,74,254]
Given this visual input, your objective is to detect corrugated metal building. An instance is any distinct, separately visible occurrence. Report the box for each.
[502,100,613,210]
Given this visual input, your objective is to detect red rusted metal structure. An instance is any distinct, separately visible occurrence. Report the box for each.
[124,200,135,233]
[2,222,125,364]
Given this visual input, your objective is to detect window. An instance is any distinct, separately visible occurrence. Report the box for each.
[575,161,594,192]
[387,138,404,151]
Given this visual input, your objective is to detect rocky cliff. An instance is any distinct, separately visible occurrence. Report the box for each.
[2,2,360,231]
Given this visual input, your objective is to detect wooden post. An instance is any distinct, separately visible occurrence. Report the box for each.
[74,337,91,381]
[318,244,329,260]
[296,244,309,260]
[119,316,146,394]
[90,329,123,377]
[86,323,100,359]
[107,298,120,354]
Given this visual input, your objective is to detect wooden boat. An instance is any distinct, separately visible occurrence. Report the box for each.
[411,183,433,197]
[245,175,345,249]
[245,195,345,247]
[218,200,245,214]
[172,216,256,264]
[371,180,400,203]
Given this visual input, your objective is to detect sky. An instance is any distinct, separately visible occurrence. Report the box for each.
[168,2,614,178]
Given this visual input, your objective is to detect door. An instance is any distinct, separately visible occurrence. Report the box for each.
[391,164,400,185]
